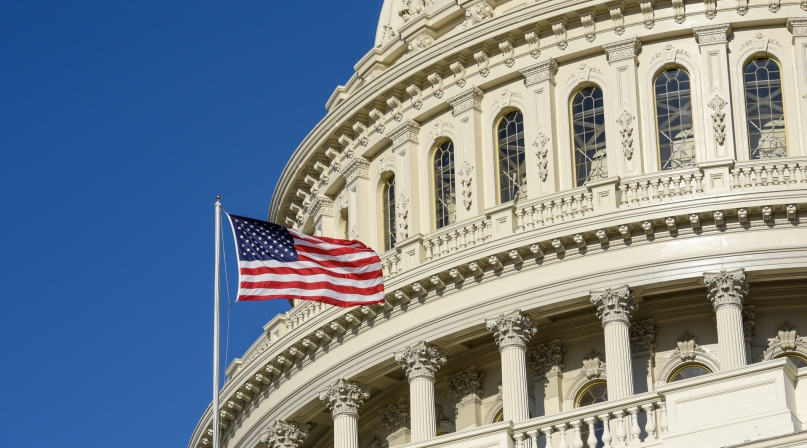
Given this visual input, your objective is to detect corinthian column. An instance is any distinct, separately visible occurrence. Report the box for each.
[591,286,637,400]
[704,269,749,371]
[319,378,370,448]
[486,310,537,422]
[394,341,447,442]
[260,420,309,448]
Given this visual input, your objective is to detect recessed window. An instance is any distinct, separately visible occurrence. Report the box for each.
[744,58,787,159]
[571,87,607,186]
[381,175,396,251]
[492,408,504,423]
[496,111,526,203]
[434,140,457,229]
[776,354,807,368]
[655,68,696,170]
[668,364,711,382]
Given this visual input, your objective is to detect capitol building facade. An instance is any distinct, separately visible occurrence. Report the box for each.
[190,0,807,447]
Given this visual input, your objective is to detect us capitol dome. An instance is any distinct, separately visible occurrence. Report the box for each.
[190,0,807,447]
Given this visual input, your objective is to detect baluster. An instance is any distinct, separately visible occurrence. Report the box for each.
[788,164,797,184]
[673,177,683,196]
[556,423,569,448]
[554,200,563,222]
[695,171,704,193]
[742,168,751,188]
[642,404,656,441]
[524,205,534,230]
[515,432,526,448]
[574,194,583,217]
[658,401,668,434]
[640,181,650,202]
[798,165,807,183]
[614,410,627,447]
[599,414,612,448]
[424,240,433,260]
[570,420,584,448]
[775,165,785,185]
[629,183,640,203]
[516,207,526,232]
[585,191,594,212]
[528,430,540,448]
[536,203,545,227]
[619,183,629,205]
[662,178,672,199]
[764,166,773,186]
[627,407,641,445]
[542,427,555,448]
[584,417,597,448]
[485,220,493,240]
[731,169,741,189]
[450,230,459,252]
[563,198,572,220]
[442,235,451,256]
[650,179,661,201]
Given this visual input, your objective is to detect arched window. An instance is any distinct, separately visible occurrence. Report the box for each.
[576,381,608,446]
[655,68,696,170]
[382,175,396,251]
[668,363,711,382]
[775,353,807,368]
[571,87,607,186]
[744,58,787,159]
[496,111,526,203]
[492,408,504,423]
[434,140,457,229]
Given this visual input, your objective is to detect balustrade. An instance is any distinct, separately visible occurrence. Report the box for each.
[515,187,593,232]
[422,215,491,261]
[618,168,703,206]
[731,158,807,191]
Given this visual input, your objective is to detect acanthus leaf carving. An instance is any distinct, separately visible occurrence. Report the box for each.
[450,61,467,87]
[533,133,550,182]
[527,340,565,377]
[640,1,655,28]
[319,378,370,417]
[629,320,657,354]
[499,40,515,67]
[616,110,636,160]
[394,341,447,380]
[582,350,606,379]
[705,0,717,19]
[406,84,423,110]
[485,310,537,349]
[552,21,568,50]
[260,420,309,448]
[704,268,748,309]
[580,12,596,42]
[380,398,410,434]
[674,331,704,361]
[446,366,484,402]
[369,108,386,135]
[387,96,404,122]
[458,161,474,210]
[610,7,625,35]
[672,0,685,23]
[590,285,637,325]
[474,50,490,77]
[397,194,409,240]
[707,95,728,145]
[462,1,493,29]
[427,72,444,99]
[525,31,541,58]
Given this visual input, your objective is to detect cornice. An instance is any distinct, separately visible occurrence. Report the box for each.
[602,36,642,62]
[693,23,732,45]
[520,58,558,86]
[447,86,484,116]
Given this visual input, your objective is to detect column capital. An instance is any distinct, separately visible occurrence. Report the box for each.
[319,378,370,418]
[602,37,642,62]
[447,86,484,116]
[787,17,807,36]
[693,23,731,45]
[386,120,420,149]
[446,366,484,402]
[527,340,565,378]
[342,158,370,182]
[260,420,309,448]
[380,398,410,434]
[394,341,447,381]
[486,309,537,350]
[704,268,748,309]
[590,285,637,326]
[520,58,559,86]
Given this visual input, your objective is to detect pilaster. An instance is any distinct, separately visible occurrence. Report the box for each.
[787,18,807,157]
[446,366,484,430]
[387,121,422,239]
[602,37,643,176]
[591,286,637,400]
[381,398,411,446]
[260,420,309,448]
[486,310,537,422]
[693,24,735,162]
[342,156,371,244]
[527,340,565,416]
[520,58,559,197]
[319,379,370,448]
[704,268,749,370]
[447,86,486,217]
[394,341,447,442]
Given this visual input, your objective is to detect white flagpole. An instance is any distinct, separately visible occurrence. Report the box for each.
[213,195,222,448]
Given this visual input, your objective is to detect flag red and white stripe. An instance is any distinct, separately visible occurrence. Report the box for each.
[227,214,385,307]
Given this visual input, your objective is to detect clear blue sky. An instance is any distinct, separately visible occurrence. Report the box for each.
[0,2,378,446]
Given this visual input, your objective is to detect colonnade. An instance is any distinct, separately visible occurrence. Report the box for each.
[261,268,749,448]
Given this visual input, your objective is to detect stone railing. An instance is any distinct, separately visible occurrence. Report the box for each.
[618,168,703,206]
[512,392,663,448]
[284,301,326,332]
[514,186,593,232]
[381,249,403,277]
[422,214,492,260]
[731,157,807,191]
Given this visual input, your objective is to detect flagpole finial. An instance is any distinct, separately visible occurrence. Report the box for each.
[216,195,221,200]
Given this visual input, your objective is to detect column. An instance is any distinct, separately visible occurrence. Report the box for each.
[704,268,749,371]
[446,86,485,217]
[486,310,537,422]
[319,378,370,448]
[527,340,565,416]
[602,37,643,177]
[692,24,735,163]
[520,58,559,196]
[446,366,484,431]
[260,420,309,448]
[394,341,447,442]
[787,18,807,156]
[590,285,637,400]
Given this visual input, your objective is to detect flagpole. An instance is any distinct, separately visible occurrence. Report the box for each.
[213,195,222,448]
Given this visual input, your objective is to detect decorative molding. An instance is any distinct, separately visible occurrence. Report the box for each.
[787,17,807,35]
[737,0,748,15]
[705,0,717,19]
[707,95,728,145]
[673,331,703,361]
[381,398,410,434]
[582,350,606,379]
[602,37,642,62]
[610,6,625,35]
[533,133,550,182]
[656,332,721,384]
[499,40,515,67]
[769,0,780,13]
[760,322,807,361]
[630,320,657,355]
[450,61,467,87]
[369,108,385,135]
[651,44,688,62]
[520,58,559,86]
[398,194,409,240]
[319,378,369,417]
[462,1,494,29]
[260,421,309,448]
[704,268,748,310]
[447,86,484,116]
[567,63,603,83]
[525,31,541,58]
[672,0,685,23]
[427,72,444,99]
[527,340,565,377]
[406,84,423,110]
[552,21,568,50]
[458,161,474,210]
[486,309,537,350]
[387,96,404,122]
[406,31,436,56]
[693,24,731,45]
[446,366,484,401]
[343,158,371,182]
[742,305,755,339]
[590,285,637,325]
[474,50,490,77]
[394,341,447,380]
[387,120,420,148]
[640,1,655,29]
[498,89,523,108]
[616,110,636,160]
[580,12,597,42]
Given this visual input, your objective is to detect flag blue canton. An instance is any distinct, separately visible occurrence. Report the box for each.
[229,215,299,262]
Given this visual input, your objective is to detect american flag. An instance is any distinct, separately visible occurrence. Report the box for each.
[226,214,385,307]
